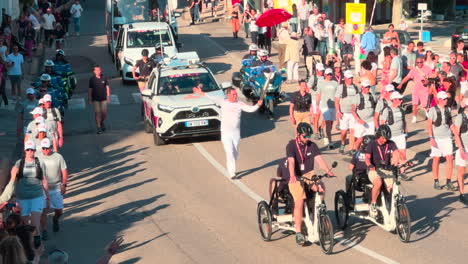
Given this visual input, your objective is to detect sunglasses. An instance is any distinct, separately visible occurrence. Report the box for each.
[40,90,47,93]
[303,134,311,139]
[450,57,456,59]
[42,147,51,150]
[440,98,448,100]
[416,61,424,64]
[25,149,35,152]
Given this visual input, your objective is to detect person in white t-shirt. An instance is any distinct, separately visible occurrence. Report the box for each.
[308,8,320,28]
[42,8,56,47]
[28,11,41,45]
[193,86,263,179]
[70,0,83,36]
[6,45,24,100]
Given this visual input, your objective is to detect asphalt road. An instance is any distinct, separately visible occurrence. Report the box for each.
[40,1,468,263]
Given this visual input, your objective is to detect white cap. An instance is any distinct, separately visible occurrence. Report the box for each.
[43,94,52,102]
[38,123,47,132]
[26,88,35,95]
[437,91,449,99]
[24,140,36,151]
[390,92,403,100]
[34,116,45,123]
[361,80,371,87]
[344,70,354,79]
[41,138,51,148]
[30,107,44,115]
[290,32,298,38]
[324,68,333,75]
[385,84,395,92]
[38,99,44,105]
[316,63,325,71]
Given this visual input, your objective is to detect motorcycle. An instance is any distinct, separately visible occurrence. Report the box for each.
[53,63,77,96]
[232,59,285,119]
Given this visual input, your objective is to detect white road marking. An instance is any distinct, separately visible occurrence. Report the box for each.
[193,143,263,202]
[132,93,142,103]
[109,94,120,105]
[68,97,86,110]
[193,142,400,264]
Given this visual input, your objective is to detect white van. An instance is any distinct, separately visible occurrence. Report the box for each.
[114,21,181,83]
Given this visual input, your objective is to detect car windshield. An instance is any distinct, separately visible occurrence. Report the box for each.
[157,72,219,95]
[114,0,150,23]
[127,29,172,48]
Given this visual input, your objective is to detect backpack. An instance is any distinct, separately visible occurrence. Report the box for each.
[460,111,468,134]
[44,108,59,122]
[358,93,376,110]
[17,157,43,180]
[341,84,359,98]
[432,106,452,127]
[387,106,406,132]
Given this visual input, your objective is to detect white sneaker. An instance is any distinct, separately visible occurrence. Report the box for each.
[411,116,417,124]
[323,137,329,146]
[369,203,378,218]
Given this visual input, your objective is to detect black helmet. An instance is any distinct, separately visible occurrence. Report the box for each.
[361,135,375,150]
[155,43,163,50]
[141,49,149,56]
[376,125,392,140]
[296,122,313,138]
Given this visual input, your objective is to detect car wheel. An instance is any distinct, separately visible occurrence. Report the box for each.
[153,130,166,146]
[144,119,153,133]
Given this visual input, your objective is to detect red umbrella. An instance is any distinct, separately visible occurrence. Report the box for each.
[255,9,292,27]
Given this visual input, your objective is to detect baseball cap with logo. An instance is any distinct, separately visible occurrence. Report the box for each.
[30,107,44,115]
[390,92,403,100]
[344,70,354,79]
[324,68,333,75]
[24,140,36,151]
[437,91,449,99]
[43,94,52,102]
[361,80,371,87]
[26,88,35,95]
[38,99,45,105]
[38,123,47,132]
[41,138,51,148]
[385,84,395,92]
[316,63,325,71]
[35,116,45,123]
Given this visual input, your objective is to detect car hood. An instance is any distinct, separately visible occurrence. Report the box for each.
[123,46,177,62]
[157,90,225,108]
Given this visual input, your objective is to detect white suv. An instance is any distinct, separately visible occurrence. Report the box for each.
[114,21,180,83]
[141,52,231,145]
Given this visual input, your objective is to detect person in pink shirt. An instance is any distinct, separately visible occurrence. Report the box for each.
[193,86,263,179]
[398,57,433,123]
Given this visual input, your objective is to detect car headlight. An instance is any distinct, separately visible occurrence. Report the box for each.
[158,104,175,113]
[124,57,134,66]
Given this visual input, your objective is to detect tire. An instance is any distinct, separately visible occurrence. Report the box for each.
[144,119,153,133]
[334,190,349,230]
[257,201,273,241]
[396,203,411,243]
[267,99,274,118]
[153,130,166,146]
[318,214,334,254]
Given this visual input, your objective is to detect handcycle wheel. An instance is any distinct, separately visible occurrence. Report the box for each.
[267,99,274,118]
[334,190,349,230]
[318,213,334,254]
[257,201,273,241]
[396,203,411,243]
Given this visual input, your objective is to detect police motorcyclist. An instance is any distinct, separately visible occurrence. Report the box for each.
[250,49,274,68]
[286,122,334,245]
[365,125,403,218]
[149,44,169,64]
[242,44,258,60]
[42,60,58,77]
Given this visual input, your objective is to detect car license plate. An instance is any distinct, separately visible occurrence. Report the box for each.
[185,120,208,127]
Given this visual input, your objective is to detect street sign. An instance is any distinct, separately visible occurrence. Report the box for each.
[345,3,366,34]
[418,3,427,10]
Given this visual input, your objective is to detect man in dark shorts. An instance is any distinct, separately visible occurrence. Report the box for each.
[88,65,111,134]
[132,49,156,93]
[286,122,334,245]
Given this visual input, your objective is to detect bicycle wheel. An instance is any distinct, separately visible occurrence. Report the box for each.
[396,203,411,243]
[257,201,273,241]
[318,213,334,254]
[334,190,349,230]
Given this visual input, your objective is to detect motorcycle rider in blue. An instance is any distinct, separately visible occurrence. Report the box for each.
[42,60,59,77]
[53,50,69,65]
[150,44,170,65]
[242,44,258,60]
[250,49,274,68]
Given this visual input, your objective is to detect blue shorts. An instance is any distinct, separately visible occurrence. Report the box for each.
[9,75,21,83]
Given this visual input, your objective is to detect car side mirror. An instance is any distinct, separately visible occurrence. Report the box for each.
[221,82,232,90]
[141,89,152,97]
[174,12,181,18]
[176,42,183,49]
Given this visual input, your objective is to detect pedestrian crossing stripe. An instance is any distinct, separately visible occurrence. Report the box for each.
[109,94,120,105]
[132,93,142,103]
[68,97,86,110]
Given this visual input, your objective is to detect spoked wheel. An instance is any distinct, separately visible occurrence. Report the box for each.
[257,201,273,241]
[318,213,334,254]
[396,203,411,243]
[334,190,349,230]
